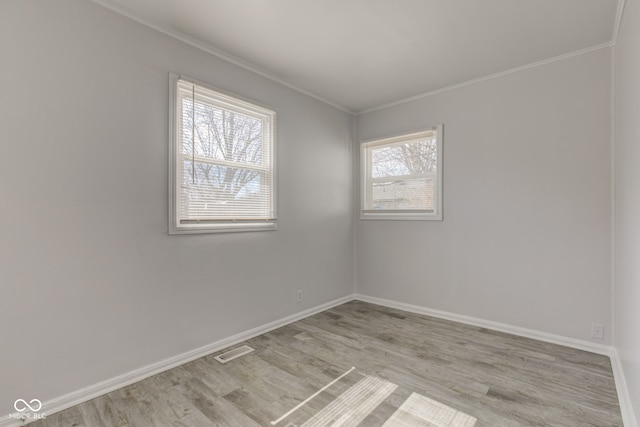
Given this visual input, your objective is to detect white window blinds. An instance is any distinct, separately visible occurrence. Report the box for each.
[170,76,276,234]
[361,126,443,221]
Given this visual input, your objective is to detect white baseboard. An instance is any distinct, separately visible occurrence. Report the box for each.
[0,294,355,427]
[610,348,639,427]
[355,294,640,425]
[2,293,634,426]
[355,294,612,355]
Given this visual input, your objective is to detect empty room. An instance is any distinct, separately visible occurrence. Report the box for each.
[1,0,639,425]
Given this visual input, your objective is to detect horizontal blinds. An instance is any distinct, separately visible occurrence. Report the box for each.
[363,130,438,213]
[176,79,275,223]
[368,175,435,211]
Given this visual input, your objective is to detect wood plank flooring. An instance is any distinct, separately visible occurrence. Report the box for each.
[31,301,622,426]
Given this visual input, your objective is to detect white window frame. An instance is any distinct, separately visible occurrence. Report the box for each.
[360,125,443,221]
[168,74,277,234]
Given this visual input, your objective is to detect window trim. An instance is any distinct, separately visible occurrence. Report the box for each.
[360,125,443,221]
[168,73,277,235]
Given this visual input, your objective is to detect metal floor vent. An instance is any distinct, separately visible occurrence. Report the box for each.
[214,345,254,364]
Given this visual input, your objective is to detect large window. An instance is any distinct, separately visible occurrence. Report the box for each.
[361,126,443,220]
[169,75,276,234]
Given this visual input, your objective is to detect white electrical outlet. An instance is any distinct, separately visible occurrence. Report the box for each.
[591,323,604,340]
[296,289,303,304]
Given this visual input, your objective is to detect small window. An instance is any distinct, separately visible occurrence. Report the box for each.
[361,125,443,221]
[169,75,276,234]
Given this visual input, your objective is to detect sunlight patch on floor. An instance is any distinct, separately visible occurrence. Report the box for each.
[301,375,397,426]
[382,392,477,427]
[272,367,476,427]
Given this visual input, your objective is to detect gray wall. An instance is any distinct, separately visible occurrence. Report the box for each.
[356,48,612,343]
[614,0,640,421]
[0,0,353,408]
[0,0,629,419]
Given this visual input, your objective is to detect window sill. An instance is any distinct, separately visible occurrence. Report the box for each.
[360,213,442,221]
[169,222,277,235]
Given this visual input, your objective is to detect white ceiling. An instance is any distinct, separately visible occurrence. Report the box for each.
[95,0,620,113]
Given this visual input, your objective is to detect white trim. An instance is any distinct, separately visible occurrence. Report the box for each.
[88,0,354,115]
[354,294,612,355]
[611,5,635,425]
[91,0,616,116]
[609,18,637,427]
[357,295,634,423]
[610,348,639,427]
[351,118,360,294]
[610,45,617,346]
[0,417,22,426]
[2,293,633,426]
[168,74,278,235]
[612,0,627,45]
[358,43,613,115]
[360,126,443,221]
[0,295,355,427]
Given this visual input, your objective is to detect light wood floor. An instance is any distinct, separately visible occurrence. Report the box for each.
[31,301,622,426]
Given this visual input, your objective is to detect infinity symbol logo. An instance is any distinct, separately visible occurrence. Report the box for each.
[14,399,42,412]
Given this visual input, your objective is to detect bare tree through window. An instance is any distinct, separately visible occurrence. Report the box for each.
[174,80,274,225]
[182,99,264,196]
[361,126,443,220]
[370,137,437,210]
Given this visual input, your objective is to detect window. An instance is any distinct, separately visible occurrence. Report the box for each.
[169,75,276,234]
[361,125,443,221]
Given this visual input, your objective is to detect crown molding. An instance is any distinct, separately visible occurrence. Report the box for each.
[89,0,355,115]
[612,0,627,45]
[358,42,613,115]
[89,1,619,116]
